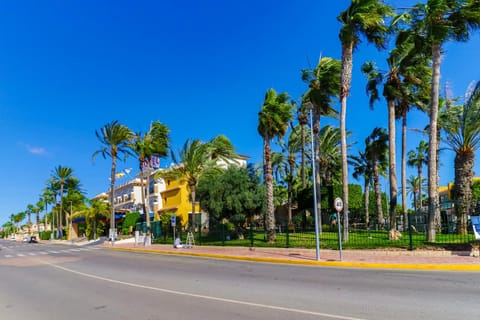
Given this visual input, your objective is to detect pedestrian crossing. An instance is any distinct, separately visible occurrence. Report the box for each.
[0,246,102,259]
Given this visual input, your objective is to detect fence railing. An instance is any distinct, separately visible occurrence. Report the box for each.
[135,220,476,250]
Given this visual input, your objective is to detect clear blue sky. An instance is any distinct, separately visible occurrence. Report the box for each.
[1,0,479,223]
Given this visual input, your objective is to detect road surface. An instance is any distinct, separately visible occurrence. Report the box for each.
[1,239,478,320]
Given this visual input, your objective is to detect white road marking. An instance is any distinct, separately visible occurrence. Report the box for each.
[5,255,13,258]
[47,263,368,320]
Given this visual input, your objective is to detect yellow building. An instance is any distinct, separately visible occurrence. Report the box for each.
[157,177,202,229]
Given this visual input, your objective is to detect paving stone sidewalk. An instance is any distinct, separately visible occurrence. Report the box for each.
[104,241,480,271]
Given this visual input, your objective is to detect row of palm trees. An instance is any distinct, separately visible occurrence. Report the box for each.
[257,0,480,242]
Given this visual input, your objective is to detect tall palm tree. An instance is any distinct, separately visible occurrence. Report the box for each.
[407,140,429,212]
[302,56,341,229]
[158,135,237,232]
[45,178,59,238]
[274,124,303,224]
[318,125,343,210]
[393,28,432,236]
[297,110,309,188]
[365,128,389,229]
[33,199,44,236]
[258,89,293,243]
[410,0,480,242]
[338,0,393,240]
[350,151,373,227]
[26,204,34,234]
[93,120,134,244]
[362,25,432,236]
[442,81,480,234]
[129,120,170,245]
[51,165,74,238]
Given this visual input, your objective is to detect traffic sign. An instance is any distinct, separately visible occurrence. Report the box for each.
[334,197,343,212]
[171,215,176,227]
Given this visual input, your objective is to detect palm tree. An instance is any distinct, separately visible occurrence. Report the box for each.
[393,28,432,237]
[406,175,422,213]
[338,0,393,240]
[407,140,429,212]
[93,120,134,244]
[129,120,170,245]
[274,123,305,224]
[365,128,389,229]
[258,89,293,242]
[26,204,35,234]
[297,110,309,188]
[44,178,59,238]
[318,125,343,210]
[350,151,373,227]
[12,212,25,233]
[410,0,480,242]
[35,198,45,236]
[302,56,341,229]
[362,25,432,237]
[51,165,74,238]
[158,135,237,232]
[442,82,480,234]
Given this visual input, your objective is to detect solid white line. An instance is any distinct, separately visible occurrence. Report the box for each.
[47,263,368,320]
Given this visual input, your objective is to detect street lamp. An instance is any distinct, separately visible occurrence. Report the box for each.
[303,101,320,261]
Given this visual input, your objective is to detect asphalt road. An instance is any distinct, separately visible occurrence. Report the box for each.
[1,239,479,320]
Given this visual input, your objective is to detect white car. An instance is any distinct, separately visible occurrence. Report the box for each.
[10,235,16,241]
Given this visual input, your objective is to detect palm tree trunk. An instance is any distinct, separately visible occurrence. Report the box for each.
[364,180,370,227]
[145,172,152,243]
[190,185,197,232]
[36,210,40,236]
[427,43,441,242]
[454,151,474,235]
[264,137,276,243]
[109,154,117,243]
[59,184,64,235]
[287,151,295,224]
[340,43,353,241]
[373,163,384,228]
[401,114,408,232]
[300,119,307,189]
[387,99,398,234]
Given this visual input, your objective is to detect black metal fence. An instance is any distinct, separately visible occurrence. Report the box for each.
[141,219,476,250]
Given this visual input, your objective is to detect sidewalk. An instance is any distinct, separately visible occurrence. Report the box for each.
[102,240,480,271]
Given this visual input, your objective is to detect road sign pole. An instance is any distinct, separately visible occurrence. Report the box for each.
[334,198,344,261]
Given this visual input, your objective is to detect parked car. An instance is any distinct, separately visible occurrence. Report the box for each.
[23,236,37,243]
[10,235,16,241]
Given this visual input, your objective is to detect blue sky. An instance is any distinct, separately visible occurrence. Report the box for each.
[1,0,479,223]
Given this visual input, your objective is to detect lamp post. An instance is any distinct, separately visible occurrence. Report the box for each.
[304,101,320,261]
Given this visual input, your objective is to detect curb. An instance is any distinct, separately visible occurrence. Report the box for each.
[106,246,480,272]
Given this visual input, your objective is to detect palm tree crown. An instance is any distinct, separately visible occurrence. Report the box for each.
[93,120,134,243]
